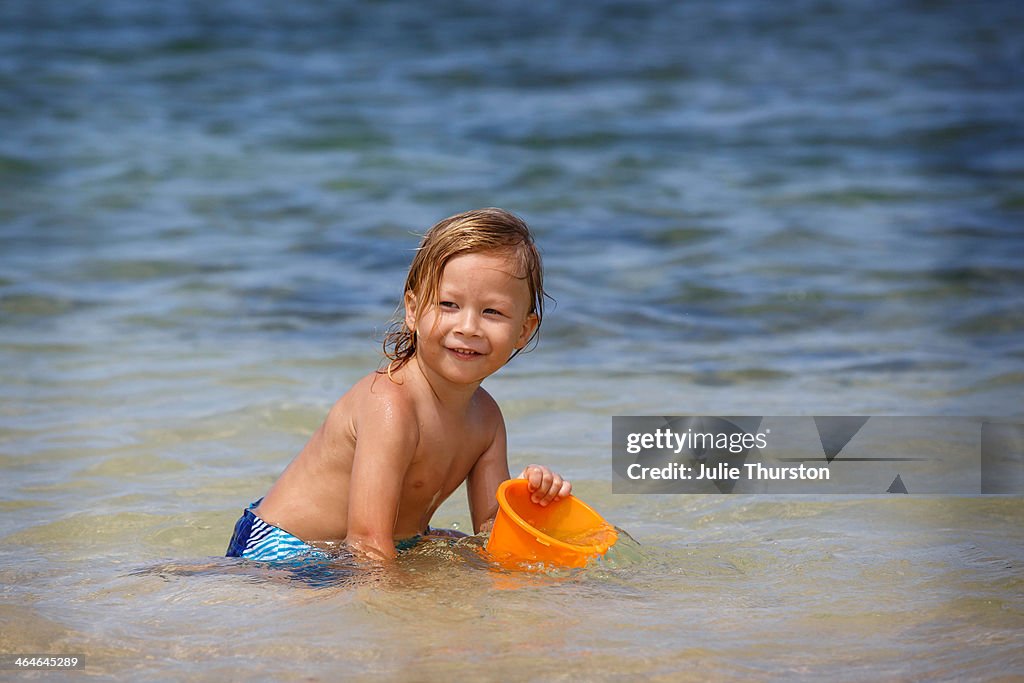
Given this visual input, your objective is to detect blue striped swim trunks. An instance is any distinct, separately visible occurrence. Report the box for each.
[226,499,424,561]
[226,499,326,562]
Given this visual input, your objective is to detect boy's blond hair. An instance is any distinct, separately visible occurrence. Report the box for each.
[383,208,546,372]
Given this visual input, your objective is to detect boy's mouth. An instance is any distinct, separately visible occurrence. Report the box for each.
[447,346,482,358]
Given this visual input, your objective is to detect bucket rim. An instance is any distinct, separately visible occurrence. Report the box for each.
[496,478,616,554]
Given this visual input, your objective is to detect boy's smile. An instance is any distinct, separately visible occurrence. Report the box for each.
[406,250,538,388]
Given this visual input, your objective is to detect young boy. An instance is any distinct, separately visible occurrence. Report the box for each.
[227,208,571,562]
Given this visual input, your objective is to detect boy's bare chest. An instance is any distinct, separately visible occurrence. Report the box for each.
[405,420,488,496]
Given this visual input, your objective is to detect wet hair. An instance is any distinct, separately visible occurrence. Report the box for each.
[382,208,546,373]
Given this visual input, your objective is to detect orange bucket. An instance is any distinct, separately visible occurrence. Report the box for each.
[486,479,618,569]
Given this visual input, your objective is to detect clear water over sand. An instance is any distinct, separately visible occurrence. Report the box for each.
[2,1,1022,679]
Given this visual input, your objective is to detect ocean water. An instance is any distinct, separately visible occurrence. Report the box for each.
[2,0,1023,679]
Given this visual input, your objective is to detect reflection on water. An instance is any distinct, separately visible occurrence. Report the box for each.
[2,0,1023,679]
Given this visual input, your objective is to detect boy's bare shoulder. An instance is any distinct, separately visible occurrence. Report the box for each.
[471,386,504,429]
[472,385,500,412]
[342,370,417,412]
[323,371,419,436]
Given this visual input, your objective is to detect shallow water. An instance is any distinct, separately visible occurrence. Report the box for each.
[2,0,1023,680]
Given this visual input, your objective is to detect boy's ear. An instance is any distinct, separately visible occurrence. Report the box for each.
[515,312,539,349]
[403,291,417,332]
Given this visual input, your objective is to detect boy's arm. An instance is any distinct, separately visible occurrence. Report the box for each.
[466,412,511,535]
[467,416,575,534]
[345,392,418,562]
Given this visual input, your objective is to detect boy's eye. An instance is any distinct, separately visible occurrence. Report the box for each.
[484,308,503,316]
[439,301,458,309]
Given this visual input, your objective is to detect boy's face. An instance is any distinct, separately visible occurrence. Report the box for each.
[405,250,538,387]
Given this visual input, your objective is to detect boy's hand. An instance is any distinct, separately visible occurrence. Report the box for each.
[517,465,571,506]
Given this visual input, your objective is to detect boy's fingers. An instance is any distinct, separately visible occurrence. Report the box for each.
[531,467,548,495]
[526,466,540,491]
[538,473,563,505]
[533,470,554,503]
[540,478,572,505]
[517,466,572,504]
[520,465,540,491]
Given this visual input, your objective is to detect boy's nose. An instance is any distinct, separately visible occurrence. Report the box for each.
[454,309,482,336]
